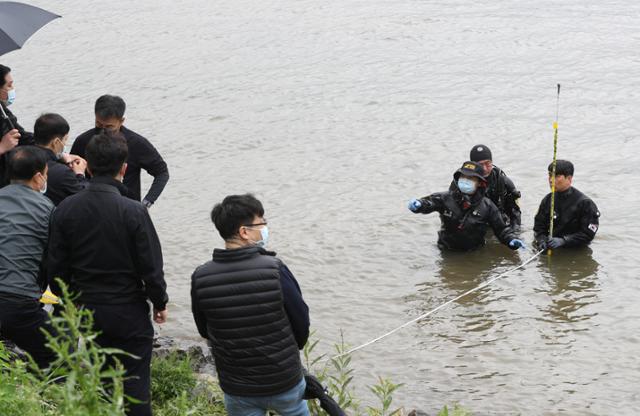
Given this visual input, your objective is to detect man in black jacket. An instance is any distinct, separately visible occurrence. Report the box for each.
[48,131,168,416]
[33,113,88,205]
[191,194,310,416]
[71,95,169,208]
[409,161,525,251]
[0,64,34,187]
[450,145,522,230]
[534,160,600,250]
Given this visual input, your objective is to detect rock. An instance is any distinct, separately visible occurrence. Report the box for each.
[408,410,430,416]
[152,335,215,372]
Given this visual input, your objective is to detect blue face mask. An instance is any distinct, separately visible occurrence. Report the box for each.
[457,178,477,195]
[255,226,269,248]
[6,89,15,106]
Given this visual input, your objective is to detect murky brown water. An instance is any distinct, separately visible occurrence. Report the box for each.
[8,0,640,413]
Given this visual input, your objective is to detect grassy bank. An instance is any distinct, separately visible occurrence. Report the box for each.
[0,286,471,415]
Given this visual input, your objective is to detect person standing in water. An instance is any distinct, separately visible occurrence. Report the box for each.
[410,161,525,251]
[534,160,600,250]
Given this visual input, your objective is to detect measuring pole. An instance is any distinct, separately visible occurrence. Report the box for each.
[548,84,561,255]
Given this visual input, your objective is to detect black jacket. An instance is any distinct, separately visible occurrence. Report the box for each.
[47,176,168,310]
[534,187,600,248]
[71,126,169,203]
[415,189,517,251]
[450,165,521,228]
[39,147,88,206]
[191,246,308,397]
[0,103,34,187]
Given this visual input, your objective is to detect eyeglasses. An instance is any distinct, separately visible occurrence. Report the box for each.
[242,222,267,228]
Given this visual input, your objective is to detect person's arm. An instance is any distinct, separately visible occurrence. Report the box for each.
[415,192,447,214]
[132,206,168,310]
[278,263,310,349]
[1,105,32,145]
[37,206,55,292]
[561,200,600,248]
[136,137,169,206]
[190,270,209,339]
[533,196,550,245]
[0,129,20,155]
[502,175,522,227]
[47,208,72,296]
[488,201,516,245]
[58,163,89,197]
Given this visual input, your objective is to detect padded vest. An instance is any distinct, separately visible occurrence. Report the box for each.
[192,246,303,396]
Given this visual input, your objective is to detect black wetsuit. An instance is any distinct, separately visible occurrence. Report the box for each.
[414,189,517,251]
[450,165,521,229]
[533,187,600,248]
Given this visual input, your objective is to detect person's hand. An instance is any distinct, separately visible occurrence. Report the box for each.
[508,239,526,250]
[408,198,422,212]
[153,308,168,324]
[535,239,548,251]
[61,153,80,163]
[0,129,20,155]
[69,157,87,175]
[547,237,566,249]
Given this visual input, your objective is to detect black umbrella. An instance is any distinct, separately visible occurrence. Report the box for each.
[303,370,346,416]
[0,1,60,56]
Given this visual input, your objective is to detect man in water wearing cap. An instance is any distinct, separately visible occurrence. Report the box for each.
[534,160,600,250]
[409,161,525,251]
[451,145,522,231]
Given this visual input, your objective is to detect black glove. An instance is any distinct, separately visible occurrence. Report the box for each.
[535,238,548,251]
[547,237,566,249]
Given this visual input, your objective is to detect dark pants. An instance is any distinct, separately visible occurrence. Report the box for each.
[0,297,57,369]
[87,302,154,416]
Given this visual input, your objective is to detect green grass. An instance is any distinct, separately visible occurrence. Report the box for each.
[151,351,225,416]
[0,284,472,415]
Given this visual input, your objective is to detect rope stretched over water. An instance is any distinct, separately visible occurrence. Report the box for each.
[328,250,544,361]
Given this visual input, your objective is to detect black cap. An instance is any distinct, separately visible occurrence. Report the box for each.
[454,161,487,182]
[470,144,492,162]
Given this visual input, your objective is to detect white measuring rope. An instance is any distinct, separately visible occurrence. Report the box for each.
[328,249,544,361]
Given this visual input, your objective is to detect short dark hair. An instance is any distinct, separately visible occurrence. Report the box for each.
[0,64,10,88]
[86,131,128,177]
[34,113,70,146]
[95,95,126,120]
[548,160,574,177]
[210,194,265,240]
[7,146,47,181]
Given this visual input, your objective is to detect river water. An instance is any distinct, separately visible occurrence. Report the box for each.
[8,0,640,414]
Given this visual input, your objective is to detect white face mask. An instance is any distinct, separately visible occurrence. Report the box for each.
[253,226,269,248]
[38,172,47,194]
[54,137,67,160]
[457,177,477,195]
[6,88,15,106]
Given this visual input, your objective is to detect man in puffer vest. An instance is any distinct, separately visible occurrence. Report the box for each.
[191,193,310,416]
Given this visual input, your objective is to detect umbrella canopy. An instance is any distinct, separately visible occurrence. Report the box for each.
[0,1,60,56]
